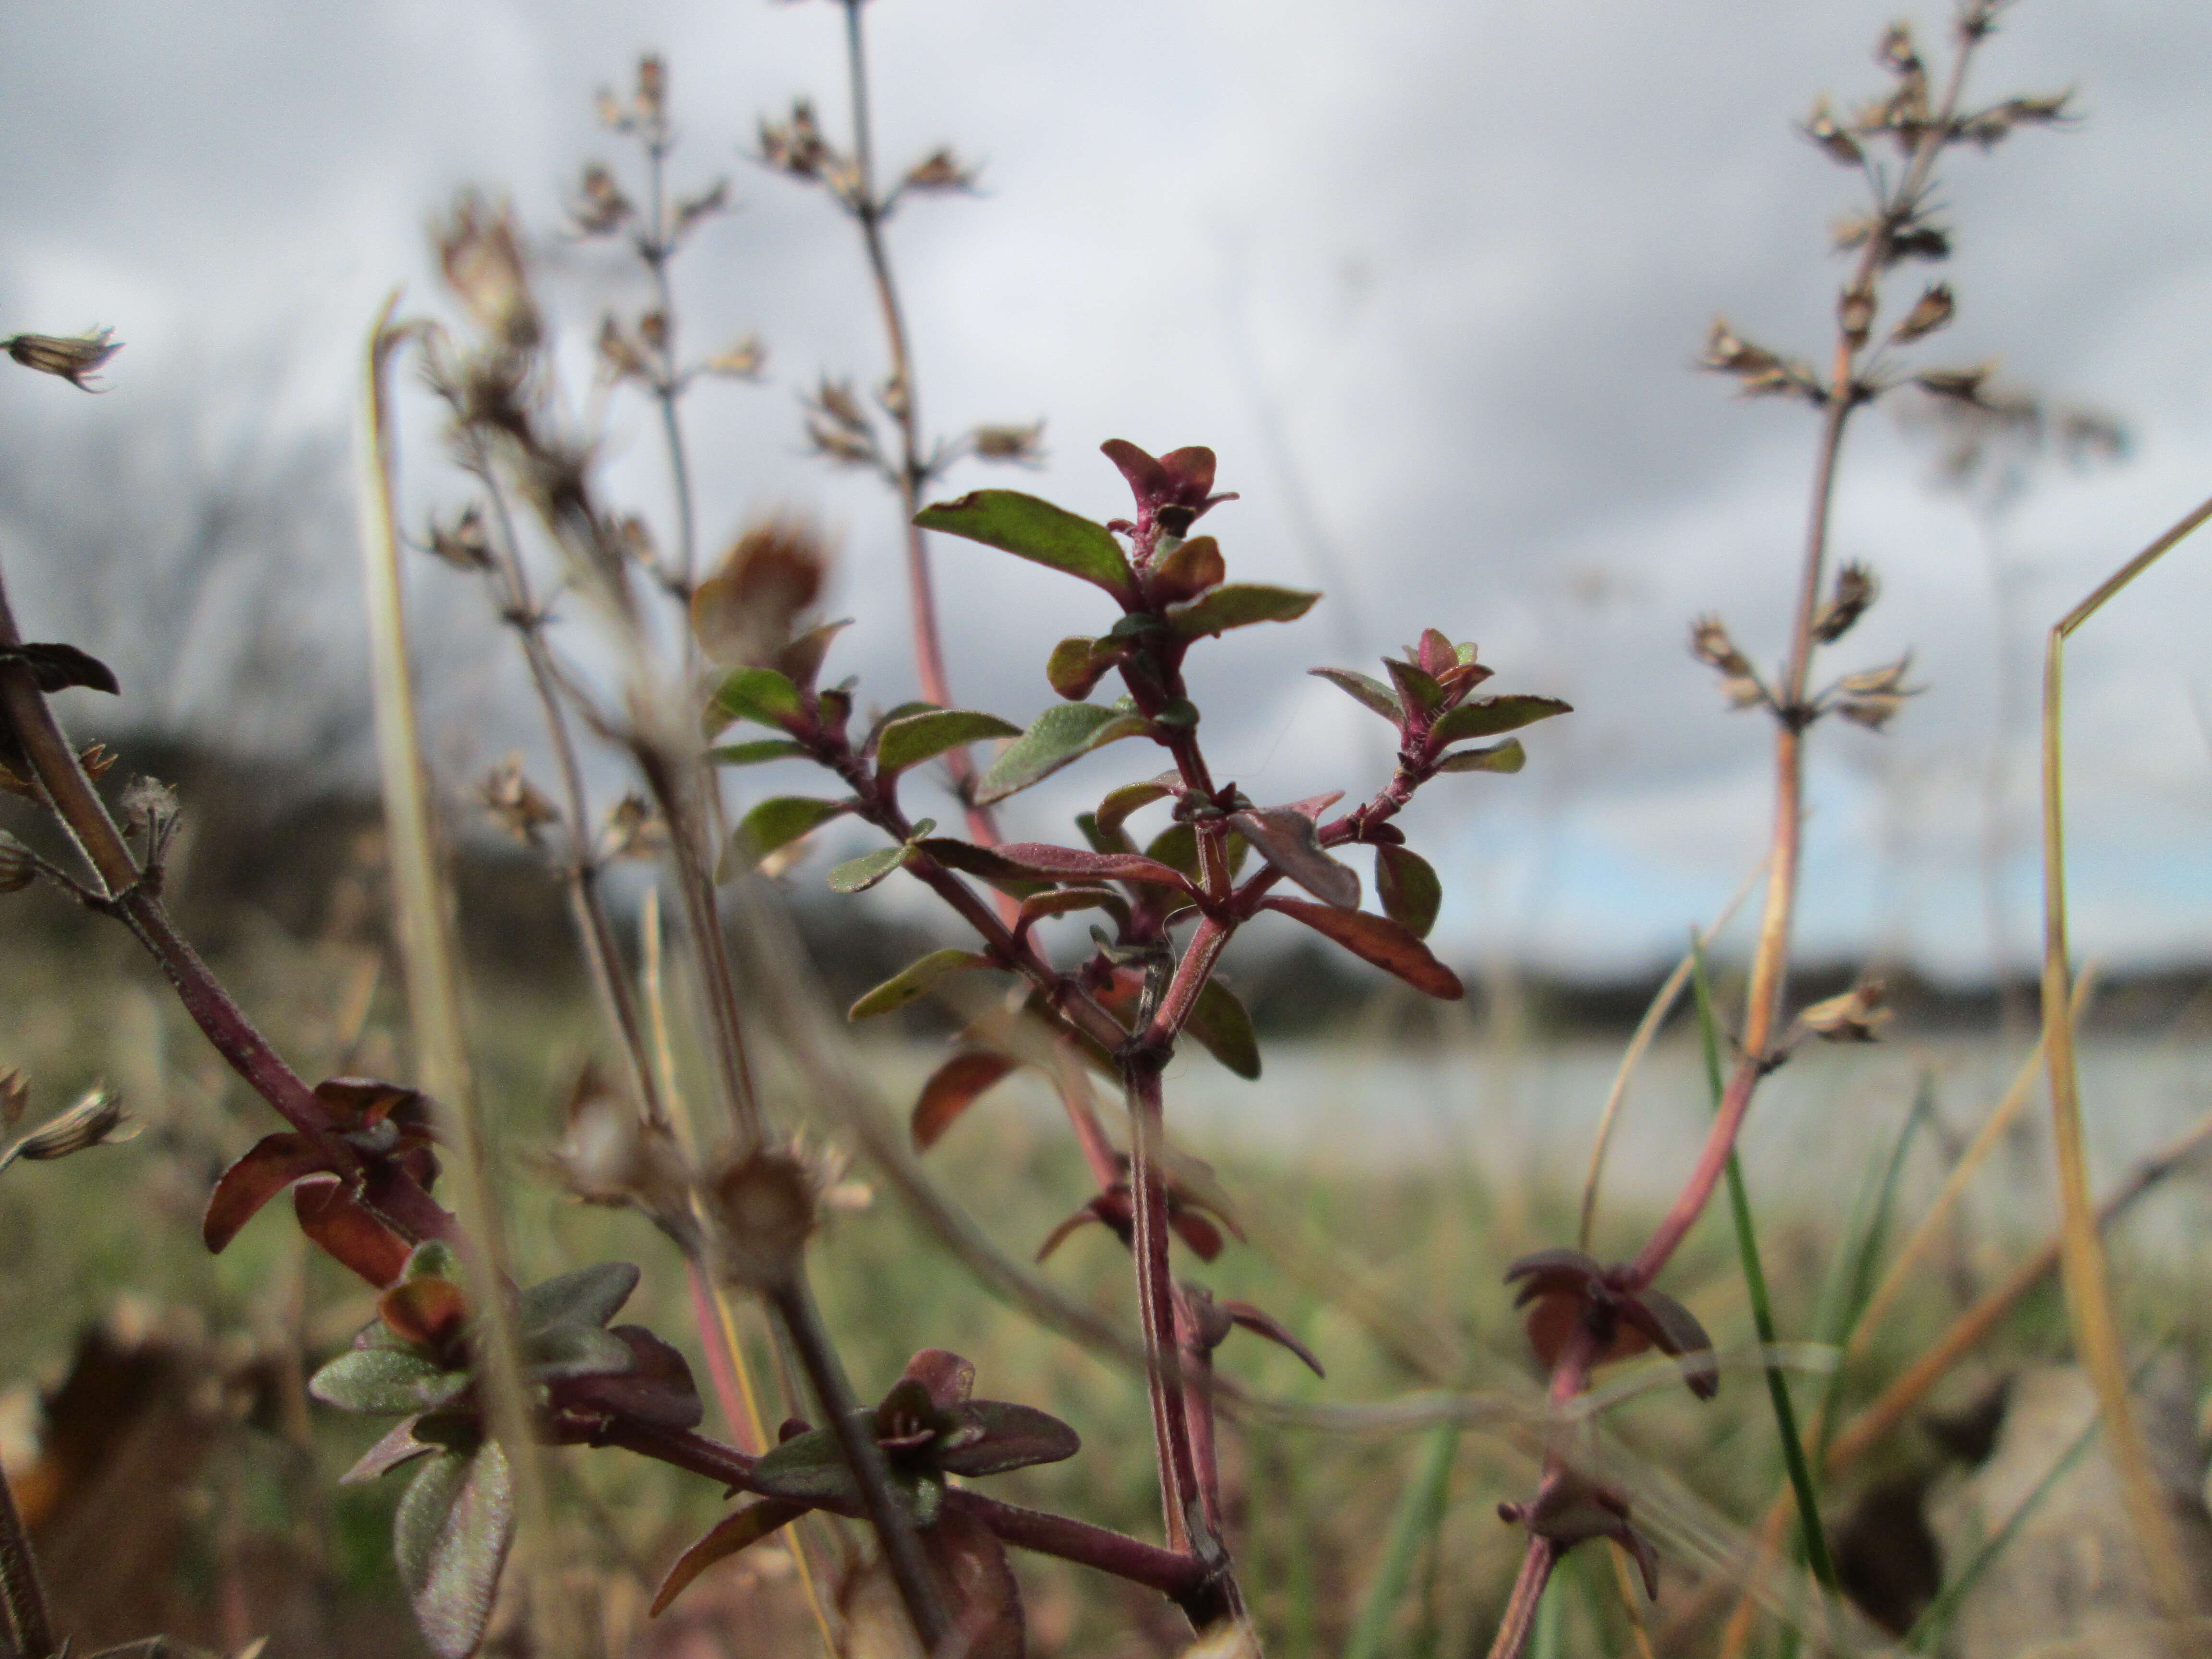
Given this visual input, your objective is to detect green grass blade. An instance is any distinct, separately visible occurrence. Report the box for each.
[1689,937,1839,1594]
[1344,1424,1459,1659]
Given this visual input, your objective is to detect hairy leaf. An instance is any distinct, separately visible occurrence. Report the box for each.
[706,737,809,766]
[913,1052,1022,1151]
[1150,534,1226,605]
[396,1443,516,1659]
[977,703,1152,805]
[1261,898,1464,999]
[915,489,1137,602]
[649,1499,808,1617]
[203,1131,333,1252]
[1093,779,1175,849]
[828,844,910,894]
[876,709,1022,773]
[341,1416,440,1485]
[1014,885,1131,937]
[1046,636,1123,701]
[560,1326,703,1430]
[850,949,995,1021]
[748,1420,865,1506]
[732,796,846,866]
[912,837,1055,899]
[1428,694,1572,745]
[1375,844,1442,939]
[1310,667,1403,723]
[518,1262,639,1334]
[1185,979,1261,1079]
[1434,738,1525,774]
[522,1322,637,1381]
[1166,583,1320,640]
[311,1347,473,1416]
[989,842,1193,890]
[702,666,803,737]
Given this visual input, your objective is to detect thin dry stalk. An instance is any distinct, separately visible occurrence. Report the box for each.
[2039,489,2212,1616]
[1576,861,1762,1252]
[356,297,575,1656]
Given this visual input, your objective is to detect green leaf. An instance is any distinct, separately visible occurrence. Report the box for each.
[521,1322,637,1381]
[311,1347,473,1416]
[1144,822,1198,880]
[732,797,847,866]
[1434,738,1525,774]
[912,838,1055,899]
[850,949,995,1021]
[875,709,1022,773]
[1013,886,1133,938]
[703,666,803,737]
[977,703,1152,805]
[707,738,809,766]
[1374,845,1442,939]
[748,1421,864,1506]
[1046,637,1123,701]
[1228,807,1359,909]
[1310,667,1403,723]
[1428,694,1572,744]
[1151,534,1226,604]
[1383,658,1443,718]
[915,489,1137,602]
[517,1262,638,1334]
[1094,780,1176,849]
[1186,980,1261,1079]
[1343,1425,1461,1659]
[396,1443,515,1659]
[1166,583,1320,640]
[827,845,910,894]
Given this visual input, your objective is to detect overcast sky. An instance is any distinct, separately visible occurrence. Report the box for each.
[4,0,2210,979]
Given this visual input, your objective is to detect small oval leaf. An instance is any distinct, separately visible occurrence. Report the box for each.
[977,704,1153,805]
[1429,694,1572,745]
[1309,666,1403,723]
[1046,637,1122,701]
[1150,534,1226,605]
[703,666,804,737]
[1435,738,1526,774]
[828,844,910,893]
[518,1262,639,1334]
[733,796,847,866]
[914,489,1137,602]
[707,737,809,766]
[1185,980,1261,1079]
[1227,808,1359,909]
[396,1443,516,1659]
[875,709,1022,773]
[1167,583,1320,640]
[850,949,995,1021]
[311,1347,474,1416]
[990,842,1193,890]
[913,1052,1022,1150]
[1374,844,1442,939]
[1260,897,1464,1000]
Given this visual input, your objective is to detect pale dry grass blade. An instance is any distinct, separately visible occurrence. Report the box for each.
[2039,490,2212,1619]
[355,294,576,1657]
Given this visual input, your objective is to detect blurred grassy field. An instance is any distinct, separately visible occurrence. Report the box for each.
[4,902,2210,1658]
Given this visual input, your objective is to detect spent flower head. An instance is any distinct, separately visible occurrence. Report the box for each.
[4,329,121,391]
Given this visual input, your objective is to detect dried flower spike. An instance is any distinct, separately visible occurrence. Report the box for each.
[1799,978,1890,1043]
[571,163,633,236]
[1811,562,1878,643]
[1890,282,1955,344]
[4,329,121,391]
[480,753,561,842]
[0,1087,138,1175]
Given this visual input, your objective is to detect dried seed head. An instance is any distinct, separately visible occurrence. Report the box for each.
[599,793,665,861]
[690,516,832,667]
[1888,221,1952,264]
[1802,98,1863,167]
[671,180,730,244]
[970,421,1046,466]
[634,55,668,128]
[637,312,670,353]
[4,329,121,391]
[803,378,879,467]
[899,148,979,195]
[1831,654,1920,730]
[435,193,540,351]
[1915,364,1992,407]
[0,1070,25,1132]
[597,315,652,384]
[760,99,835,181]
[479,753,562,842]
[702,337,766,380]
[425,503,497,572]
[0,831,34,895]
[1800,978,1890,1043]
[77,742,118,782]
[550,1065,689,1220]
[571,163,633,236]
[1876,23,1922,77]
[1700,319,1825,403]
[1890,282,1954,344]
[1812,562,1879,644]
[1955,92,2072,149]
[1689,615,1753,678]
[0,1087,138,1173]
[703,1147,818,1289]
[1838,281,1877,349]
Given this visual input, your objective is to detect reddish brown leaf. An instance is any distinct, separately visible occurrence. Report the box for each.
[1222,1299,1325,1377]
[380,1277,469,1350]
[1259,897,1464,999]
[1149,534,1225,604]
[1228,808,1359,909]
[990,842,1194,890]
[294,1175,412,1287]
[314,1076,426,1128]
[902,1348,977,1410]
[913,1052,1021,1151]
[649,1498,809,1616]
[1170,1210,1225,1262]
[923,1504,1026,1659]
[203,1130,334,1251]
